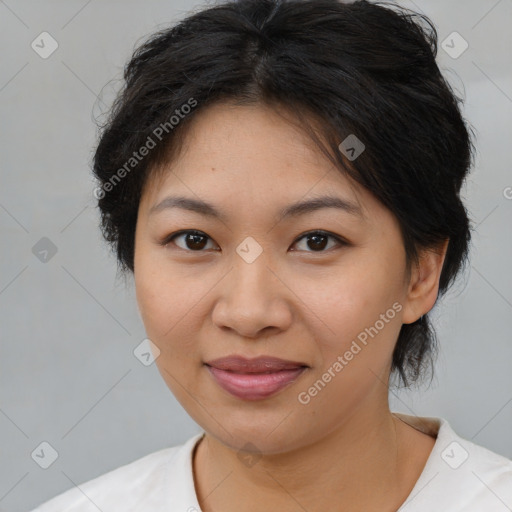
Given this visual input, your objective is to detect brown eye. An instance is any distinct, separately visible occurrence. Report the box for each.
[162,230,217,251]
[160,229,347,253]
[291,231,346,252]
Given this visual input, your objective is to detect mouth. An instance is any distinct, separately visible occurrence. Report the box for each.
[204,355,309,373]
[204,355,309,400]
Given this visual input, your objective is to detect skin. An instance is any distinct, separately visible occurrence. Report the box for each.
[134,101,449,512]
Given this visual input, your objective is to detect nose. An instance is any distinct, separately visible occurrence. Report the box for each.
[211,253,293,339]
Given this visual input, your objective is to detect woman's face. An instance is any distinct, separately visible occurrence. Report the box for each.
[134,102,424,453]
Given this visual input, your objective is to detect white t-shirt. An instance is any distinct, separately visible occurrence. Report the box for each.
[31,413,512,511]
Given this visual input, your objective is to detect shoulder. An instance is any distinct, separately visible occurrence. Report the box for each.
[398,414,512,511]
[30,432,204,512]
[449,435,512,507]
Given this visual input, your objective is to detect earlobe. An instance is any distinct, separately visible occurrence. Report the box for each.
[401,239,449,325]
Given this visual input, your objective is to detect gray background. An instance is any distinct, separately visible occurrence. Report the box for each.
[1,0,511,510]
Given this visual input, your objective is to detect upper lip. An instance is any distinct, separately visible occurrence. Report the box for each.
[204,355,308,373]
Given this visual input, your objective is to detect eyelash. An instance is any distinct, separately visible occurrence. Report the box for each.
[158,229,349,253]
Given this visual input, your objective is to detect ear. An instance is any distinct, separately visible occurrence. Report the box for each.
[401,239,449,325]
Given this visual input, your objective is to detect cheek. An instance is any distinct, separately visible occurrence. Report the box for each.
[134,250,177,342]
[134,269,165,334]
[296,257,404,364]
[134,254,210,347]
[134,264,203,395]
[294,272,402,413]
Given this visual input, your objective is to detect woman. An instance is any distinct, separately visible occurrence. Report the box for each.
[33,0,512,510]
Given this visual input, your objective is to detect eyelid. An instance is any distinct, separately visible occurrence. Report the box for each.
[159,229,213,248]
[293,230,349,251]
[159,229,349,252]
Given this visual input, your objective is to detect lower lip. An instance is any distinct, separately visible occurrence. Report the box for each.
[206,365,307,400]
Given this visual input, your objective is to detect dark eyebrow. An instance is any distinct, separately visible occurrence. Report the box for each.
[149,195,364,222]
[280,195,364,220]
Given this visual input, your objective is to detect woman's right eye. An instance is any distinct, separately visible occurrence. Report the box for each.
[160,230,218,252]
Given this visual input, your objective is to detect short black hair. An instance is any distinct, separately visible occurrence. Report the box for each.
[92,0,476,389]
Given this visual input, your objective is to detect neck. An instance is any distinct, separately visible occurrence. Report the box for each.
[192,402,426,512]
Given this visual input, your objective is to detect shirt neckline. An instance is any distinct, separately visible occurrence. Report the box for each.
[171,413,446,511]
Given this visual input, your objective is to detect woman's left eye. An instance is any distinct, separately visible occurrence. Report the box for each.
[159,229,347,253]
[292,231,347,252]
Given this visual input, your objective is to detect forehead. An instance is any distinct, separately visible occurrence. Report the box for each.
[139,102,384,223]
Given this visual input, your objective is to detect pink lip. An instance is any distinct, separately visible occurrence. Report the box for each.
[204,355,309,400]
[206,365,307,400]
